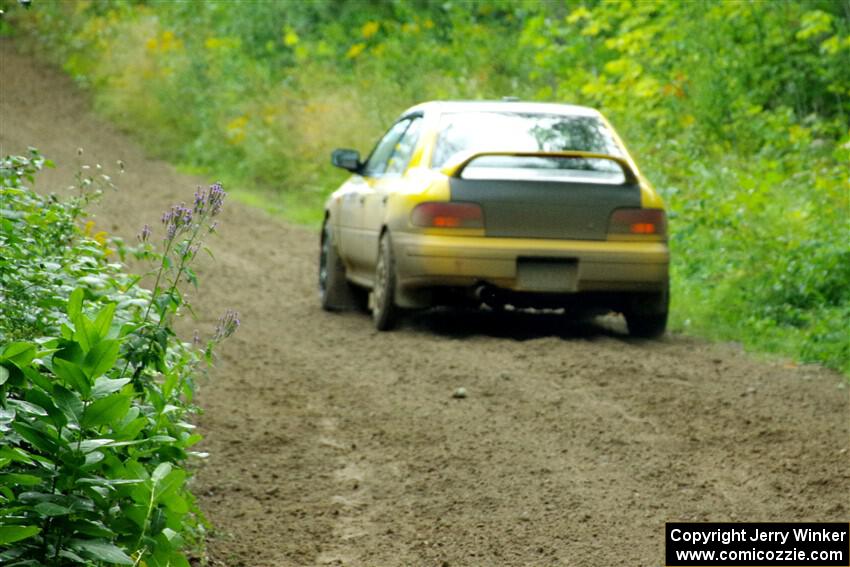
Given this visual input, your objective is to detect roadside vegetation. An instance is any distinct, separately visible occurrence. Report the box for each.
[0,150,236,564]
[2,0,848,375]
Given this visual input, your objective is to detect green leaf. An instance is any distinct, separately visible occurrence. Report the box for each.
[69,539,134,565]
[83,339,120,380]
[160,468,186,499]
[163,491,189,514]
[58,549,87,563]
[0,365,8,386]
[79,439,114,453]
[83,451,105,468]
[122,502,148,528]
[7,399,47,417]
[12,422,57,454]
[152,462,172,484]
[0,525,41,545]
[34,501,72,517]
[25,389,66,428]
[114,417,147,441]
[93,302,117,338]
[0,473,43,486]
[56,340,84,365]
[67,288,84,324]
[81,393,131,429]
[53,384,84,424]
[22,365,52,392]
[1,342,36,366]
[67,519,115,538]
[53,357,91,398]
[92,377,130,399]
[74,315,100,352]
[60,323,74,340]
[77,476,143,487]
[0,447,34,466]
[0,406,15,427]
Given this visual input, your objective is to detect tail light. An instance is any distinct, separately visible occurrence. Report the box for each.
[608,208,666,237]
[411,202,484,228]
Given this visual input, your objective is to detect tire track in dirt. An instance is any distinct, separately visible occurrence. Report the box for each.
[2,41,848,567]
[314,415,373,566]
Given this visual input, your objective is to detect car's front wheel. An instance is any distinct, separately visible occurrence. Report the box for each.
[623,287,669,338]
[372,232,400,331]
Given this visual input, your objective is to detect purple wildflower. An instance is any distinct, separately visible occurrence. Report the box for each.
[207,182,226,216]
[214,309,240,340]
[161,203,194,240]
[138,224,152,242]
[193,330,201,346]
[193,186,206,215]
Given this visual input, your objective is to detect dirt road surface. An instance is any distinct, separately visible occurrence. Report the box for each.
[2,41,848,567]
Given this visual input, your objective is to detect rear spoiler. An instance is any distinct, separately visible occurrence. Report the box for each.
[440,150,639,185]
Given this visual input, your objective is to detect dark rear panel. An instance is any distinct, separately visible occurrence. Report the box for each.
[449,178,641,240]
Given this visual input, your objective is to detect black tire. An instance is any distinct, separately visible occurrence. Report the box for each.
[623,287,669,339]
[372,232,400,331]
[319,219,359,312]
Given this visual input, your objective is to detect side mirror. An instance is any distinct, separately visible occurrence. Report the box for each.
[331,148,361,172]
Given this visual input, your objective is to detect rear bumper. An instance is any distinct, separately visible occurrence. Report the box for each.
[393,232,669,293]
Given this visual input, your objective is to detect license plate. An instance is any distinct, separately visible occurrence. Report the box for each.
[516,258,578,292]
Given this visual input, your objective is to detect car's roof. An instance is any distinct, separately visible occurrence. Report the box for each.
[403,100,602,118]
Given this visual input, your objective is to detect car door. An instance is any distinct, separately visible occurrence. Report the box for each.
[345,117,414,275]
[335,174,370,264]
[361,116,423,269]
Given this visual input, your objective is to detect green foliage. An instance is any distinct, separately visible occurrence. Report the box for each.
[5,0,849,373]
[0,154,237,564]
[0,150,136,343]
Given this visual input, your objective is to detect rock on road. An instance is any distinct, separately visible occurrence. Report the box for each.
[2,42,848,566]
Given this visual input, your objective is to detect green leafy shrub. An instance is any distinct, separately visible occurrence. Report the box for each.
[1,149,134,343]
[0,151,237,565]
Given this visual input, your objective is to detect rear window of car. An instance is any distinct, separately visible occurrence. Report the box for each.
[431,111,627,183]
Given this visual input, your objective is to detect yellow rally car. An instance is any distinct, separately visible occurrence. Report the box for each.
[320,100,669,336]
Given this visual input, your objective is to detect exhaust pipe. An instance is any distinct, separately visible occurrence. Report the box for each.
[474,284,502,307]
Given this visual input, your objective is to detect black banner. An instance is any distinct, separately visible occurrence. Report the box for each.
[666,523,849,566]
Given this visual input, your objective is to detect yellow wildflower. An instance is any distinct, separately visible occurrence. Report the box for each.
[204,36,241,53]
[283,28,299,46]
[566,7,591,24]
[789,125,811,144]
[160,31,182,52]
[226,116,249,145]
[148,30,183,53]
[346,43,366,59]
[361,21,380,39]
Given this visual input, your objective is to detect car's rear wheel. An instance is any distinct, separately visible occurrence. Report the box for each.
[319,219,360,312]
[372,232,400,331]
[623,286,669,338]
